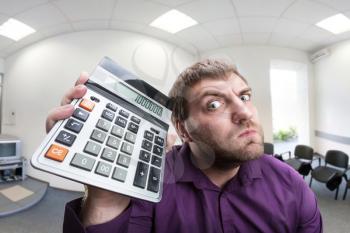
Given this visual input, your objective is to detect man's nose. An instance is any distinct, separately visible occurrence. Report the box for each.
[230,96,253,124]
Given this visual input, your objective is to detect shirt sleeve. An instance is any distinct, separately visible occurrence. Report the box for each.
[63,198,131,233]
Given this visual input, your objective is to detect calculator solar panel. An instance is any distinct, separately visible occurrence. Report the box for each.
[31,57,172,202]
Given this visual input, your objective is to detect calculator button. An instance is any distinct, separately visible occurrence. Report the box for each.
[84,141,101,156]
[70,153,95,171]
[111,125,124,138]
[139,150,151,163]
[96,119,111,132]
[64,119,83,133]
[73,108,89,122]
[131,116,141,124]
[124,131,136,144]
[154,136,165,146]
[133,162,149,189]
[112,167,127,182]
[119,109,129,118]
[101,148,117,162]
[95,161,112,177]
[79,99,95,112]
[45,144,68,162]
[106,136,121,150]
[153,145,163,156]
[55,130,76,146]
[141,140,152,152]
[151,155,162,167]
[150,127,160,134]
[102,109,115,122]
[144,131,154,141]
[121,142,134,155]
[106,103,117,112]
[115,116,127,128]
[117,154,131,168]
[91,129,107,143]
[147,167,161,193]
[127,122,139,134]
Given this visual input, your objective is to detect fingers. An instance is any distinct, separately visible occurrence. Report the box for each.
[75,72,89,86]
[61,72,89,105]
[166,133,178,152]
[46,105,74,133]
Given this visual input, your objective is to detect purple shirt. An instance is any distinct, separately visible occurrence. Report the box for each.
[63,143,322,233]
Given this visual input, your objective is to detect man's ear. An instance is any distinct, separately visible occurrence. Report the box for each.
[174,120,192,142]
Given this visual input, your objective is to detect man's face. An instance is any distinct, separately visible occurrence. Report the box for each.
[182,73,264,169]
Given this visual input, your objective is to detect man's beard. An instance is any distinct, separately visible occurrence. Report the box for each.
[188,121,264,170]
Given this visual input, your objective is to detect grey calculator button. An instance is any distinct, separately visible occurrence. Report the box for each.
[119,109,129,118]
[95,161,112,177]
[117,154,131,168]
[121,142,134,155]
[91,129,107,143]
[73,108,89,122]
[96,119,111,132]
[106,136,121,150]
[101,148,117,162]
[84,141,101,156]
[112,167,127,182]
[70,153,95,171]
[111,125,124,138]
[102,109,115,121]
[124,131,136,144]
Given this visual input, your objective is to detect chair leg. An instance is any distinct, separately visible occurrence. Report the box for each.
[344,188,348,200]
[309,178,312,187]
[335,187,339,200]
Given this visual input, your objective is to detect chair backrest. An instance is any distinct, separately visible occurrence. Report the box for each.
[264,143,274,155]
[294,145,314,160]
[325,150,349,169]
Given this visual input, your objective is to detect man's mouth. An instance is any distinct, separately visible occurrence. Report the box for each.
[238,129,257,138]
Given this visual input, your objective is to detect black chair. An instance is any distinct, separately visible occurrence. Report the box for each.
[264,142,283,161]
[283,145,314,178]
[343,179,350,200]
[310,150,349,200]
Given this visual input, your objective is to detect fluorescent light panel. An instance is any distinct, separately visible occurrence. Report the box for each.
[316,13,350,34]
[0,18,36,41]
[150,9,198,34]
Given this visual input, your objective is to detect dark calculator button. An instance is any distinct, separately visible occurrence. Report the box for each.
[101,109,115,121]
[154,136,165,146]
[90,129,107,143]
[55,130,76,146]
[115,116,127,128]
[127,122,139,134]
[106,103,117,112]
[147,167,161,193]
[119,109,129,118]
[153,145,163,156]
[73,108,89,122]
[141,140,152,152]
[131,116,141,124]
[151,155,162,167]
[139,150,151,163]
[144,131,154,141]
[64,118,83,133]
[133,162,149,189]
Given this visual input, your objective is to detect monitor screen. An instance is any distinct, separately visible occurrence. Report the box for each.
[0,143,16,157]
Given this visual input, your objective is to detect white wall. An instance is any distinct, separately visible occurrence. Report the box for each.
[2,30,196,191]
[201,46,314,144]
[0,58,4,73]
[313,41,350,158]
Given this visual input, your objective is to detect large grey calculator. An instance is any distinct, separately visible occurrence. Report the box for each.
[31,57,172,202]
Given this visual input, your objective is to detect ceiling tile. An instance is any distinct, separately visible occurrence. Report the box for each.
[0,37,15,50]
[112,0,169,24]
[53,0,115,21]
[148,0,195,7]
[72,20,109,31]
[239,17,278,33]
[232,0,295,17]
[0,0,48,16]
[288,37,319,51]
[300,25,336,43]
[40,23,73,37]
[215,34,242,47]
[176,25,215,42]
[283,0,338,24]
[314,0,350,12]
[178,0,236,23]
[109,20,146,33]
[272,18,310,36]
[268,33,295,47]
[242,32,270,44]
[202,18,240,36]
[15,3,67,30]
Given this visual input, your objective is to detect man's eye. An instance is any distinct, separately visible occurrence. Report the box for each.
[207,100,222,110]
[240,94,251,102]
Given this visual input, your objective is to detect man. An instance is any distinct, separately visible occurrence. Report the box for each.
[47,59,322,233]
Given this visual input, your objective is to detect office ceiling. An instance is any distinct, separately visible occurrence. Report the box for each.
[1,0,350,57]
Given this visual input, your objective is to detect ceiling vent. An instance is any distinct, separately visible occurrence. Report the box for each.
[310,48,331,63]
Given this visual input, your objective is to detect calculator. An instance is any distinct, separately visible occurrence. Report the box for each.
[31,57,172,202]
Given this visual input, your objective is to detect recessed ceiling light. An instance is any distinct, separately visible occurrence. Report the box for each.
[150,9,198,34]
[0,18,36,41]
[316,13,350,34]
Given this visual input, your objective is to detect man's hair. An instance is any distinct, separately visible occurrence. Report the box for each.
[168,59,247,124]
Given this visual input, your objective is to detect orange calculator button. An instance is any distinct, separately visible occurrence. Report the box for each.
[79,98,95,112]
[45,144,69,162]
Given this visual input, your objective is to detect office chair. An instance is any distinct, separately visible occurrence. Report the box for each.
[263,142,283,161]
[343,179,350,200]
[283,145,314,178]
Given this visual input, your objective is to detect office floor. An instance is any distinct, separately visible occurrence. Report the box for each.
[0,176,349,233]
